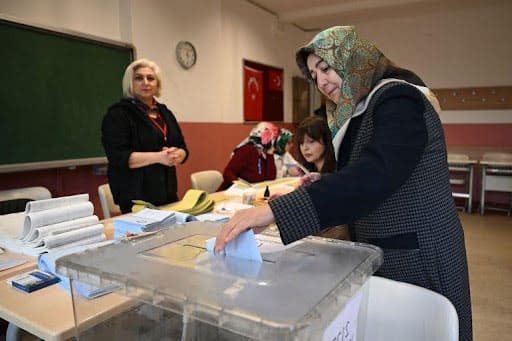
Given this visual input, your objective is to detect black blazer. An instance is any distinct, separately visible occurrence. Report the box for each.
[101,99,188,213]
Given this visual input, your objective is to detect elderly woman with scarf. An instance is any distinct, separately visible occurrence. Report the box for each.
[217,122,279,191]
[216,26,472,340]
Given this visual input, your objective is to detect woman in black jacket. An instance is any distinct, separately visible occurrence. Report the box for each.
[216,26,471,341]
[101,58,188,213]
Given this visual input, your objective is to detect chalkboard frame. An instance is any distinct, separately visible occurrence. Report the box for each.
[0,16,134,173]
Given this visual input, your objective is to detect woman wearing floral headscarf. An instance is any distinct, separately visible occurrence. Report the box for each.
[217,122,278,191]
[273,128,302,178]
[216,26,471,340]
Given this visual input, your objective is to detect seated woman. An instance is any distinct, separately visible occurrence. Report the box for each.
[297,116,349,240]
[296,116,336,174]
[218,122,278,191]
[273,128,302,178]
[267,116,335,195]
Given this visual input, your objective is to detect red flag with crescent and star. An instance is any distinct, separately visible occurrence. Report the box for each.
[244,66,263,121]
[268,69,282,92]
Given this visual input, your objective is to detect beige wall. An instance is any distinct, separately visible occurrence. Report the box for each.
[349,1,512,88]
[218,0,307,123]
[0,0,121,40]
[2,0,511,123]
[305,1,512,124]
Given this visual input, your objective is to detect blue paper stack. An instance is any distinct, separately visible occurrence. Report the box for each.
[113,208,177,239]
[38,240,116,299]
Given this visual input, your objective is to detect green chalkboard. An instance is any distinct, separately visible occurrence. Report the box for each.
[0,19,133,169]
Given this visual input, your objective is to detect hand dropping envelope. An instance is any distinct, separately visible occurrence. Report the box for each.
[206,229,262,263]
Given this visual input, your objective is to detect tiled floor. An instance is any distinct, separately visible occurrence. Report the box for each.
[460,212,512,340]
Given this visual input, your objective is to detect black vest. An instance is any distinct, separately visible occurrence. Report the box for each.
[348,82,472,341]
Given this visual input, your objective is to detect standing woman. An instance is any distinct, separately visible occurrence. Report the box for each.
[216,26,472,340]
[101,58,188,213]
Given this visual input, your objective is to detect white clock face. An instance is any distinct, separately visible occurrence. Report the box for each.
[176,41,196,69]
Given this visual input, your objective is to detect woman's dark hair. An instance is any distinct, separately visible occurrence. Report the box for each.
[382,61,426,87]
[296,116,336,174]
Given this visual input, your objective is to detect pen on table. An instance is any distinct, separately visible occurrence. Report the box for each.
[124,230,159,240]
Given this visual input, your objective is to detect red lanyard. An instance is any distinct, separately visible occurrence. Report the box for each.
[148,113,168,142]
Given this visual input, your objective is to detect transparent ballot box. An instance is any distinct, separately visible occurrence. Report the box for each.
[56,222,383,340]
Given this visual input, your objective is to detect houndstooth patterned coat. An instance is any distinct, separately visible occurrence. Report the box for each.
[270,82,472,341]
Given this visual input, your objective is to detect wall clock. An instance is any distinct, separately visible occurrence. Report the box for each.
[175,41,197,69]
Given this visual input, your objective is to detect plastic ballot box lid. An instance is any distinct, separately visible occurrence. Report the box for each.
[56,221,383,340]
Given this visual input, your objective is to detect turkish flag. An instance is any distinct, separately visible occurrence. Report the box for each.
[244,66,263,121]
[268,69,282,92]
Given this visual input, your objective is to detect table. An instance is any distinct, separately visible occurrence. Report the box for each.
[0,185,294,340]
[0,252,37,279]
[479,160,512,215]
[0,275,133,341]
[0,192,232,341]
[447,146,512,162]
[0,252,38,341]
[0,250,135,341]
[0,219,127,341]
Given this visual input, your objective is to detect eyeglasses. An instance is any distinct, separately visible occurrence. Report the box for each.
[133,75,156,82]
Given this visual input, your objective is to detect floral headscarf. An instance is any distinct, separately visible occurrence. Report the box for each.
[235,122,279,153]
[274,128,293,156]
[296,26,389,138]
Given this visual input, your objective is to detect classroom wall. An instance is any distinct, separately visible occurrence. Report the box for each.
[348,1,512,208]
[1,0,511,214]
[0,0,307,123]
[0,0,121,39]
[351,0,512,131]
[349,2,512,88]
[0,0,306,217]
[128,0,307,123]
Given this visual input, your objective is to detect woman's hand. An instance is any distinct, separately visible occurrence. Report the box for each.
[214,204,275,253]
[128,148,185,168]
[287,166,303,177]
[159,147,186,167]
[299,172,321,187]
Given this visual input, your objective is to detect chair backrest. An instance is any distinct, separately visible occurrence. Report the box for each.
[190,170,223,193]
[98,183,121,219]
[447,153,469,162]
[364,276,458,341]
[0,186,51,202]
[0,186,52,214]
[482,152,512,162]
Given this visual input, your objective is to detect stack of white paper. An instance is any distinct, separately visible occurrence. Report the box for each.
[0,194,106,256]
